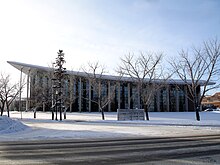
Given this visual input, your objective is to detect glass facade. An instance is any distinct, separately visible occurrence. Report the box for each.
[120,83,128,109]
[169,86,177,112]
[159,88,168,112]
[131,84,140,109]
[179,86,185,112]
[72,78,80,112]
[30,71,195,112]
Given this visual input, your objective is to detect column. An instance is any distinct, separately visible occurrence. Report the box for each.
[42,76,46,112]
[128,83,131,109]
[184,86,188,112]
[176,86,179,112]
[166,86,170,112]
[78,77,82,112]
[69,77,73,112]
[117,82,120,110]
[108,81,111,112]
[89,80,91,112]
[98,81,101,112]
[137,85,141,109]
[19,67,23,119]
[26,69,30,111]
[156,90,160,112]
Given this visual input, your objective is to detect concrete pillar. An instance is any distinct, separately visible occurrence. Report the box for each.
[128,83,131,109]
[108,81,111,112]
[176,87,179,112]
[26,69,30,111]
[19,67,23,119]
[98,81,101,112]
[79,77,82,112]
[166,86,170,112]
[89,80,91,112]
[184,86,188,112]
[69,77,73,112]
[137,85,141,109]
[156,90,160,112]
[118,82,120,110]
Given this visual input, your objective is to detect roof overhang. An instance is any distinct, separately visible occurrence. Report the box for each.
[7,61,215,86]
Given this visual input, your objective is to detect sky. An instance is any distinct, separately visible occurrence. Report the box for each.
[0,0,220,83]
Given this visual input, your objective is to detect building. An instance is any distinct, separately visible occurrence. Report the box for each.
[202,92,220,108]
[8,61,210,112]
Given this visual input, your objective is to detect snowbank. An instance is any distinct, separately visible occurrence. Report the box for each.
[0,115,29,134]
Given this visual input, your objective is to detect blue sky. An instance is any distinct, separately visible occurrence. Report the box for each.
[0,0,220,79]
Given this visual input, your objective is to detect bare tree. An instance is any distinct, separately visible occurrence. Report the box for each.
[82,62,117,120]
[117,52,166,120]
[0,73,25,117]
[170,38,220,121]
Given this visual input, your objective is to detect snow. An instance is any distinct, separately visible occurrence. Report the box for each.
[0,111,220,141]
[0,115,29,134]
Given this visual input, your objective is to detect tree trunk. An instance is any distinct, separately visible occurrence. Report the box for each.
[194,98,200,121]
[0,103,5,116]
[144,104,150,121]
[98,98,105,120]
[100,105,105,120]
[0,108,3,116]
[6,104,10,117]
[34,111,36,118]
[55,105,58,121]
[52,111,54,120]
[196,106,200,121]
[51,106,54,120]
[64,108,66,119]
[101,109,105,120]
[59,106,62,121]
[33,108,36,118]
[7,109,10,117]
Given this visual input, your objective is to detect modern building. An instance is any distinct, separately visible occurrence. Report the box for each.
[8,61,210,112]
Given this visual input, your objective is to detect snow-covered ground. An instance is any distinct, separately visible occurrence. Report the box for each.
[0,111,220,142]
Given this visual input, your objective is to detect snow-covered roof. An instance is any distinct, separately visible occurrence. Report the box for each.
[7,61,215,86]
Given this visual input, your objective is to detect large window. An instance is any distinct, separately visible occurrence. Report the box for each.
[179,86,185,112]
[120,83,129,109]
[131,84,140,109]
[160,88,168,112]
[169,86,177,112]
[81,79,89,112]
[71,78,79,112]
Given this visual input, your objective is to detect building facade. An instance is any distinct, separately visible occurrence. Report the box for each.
[202,92,220,108]
[8,61,203,112]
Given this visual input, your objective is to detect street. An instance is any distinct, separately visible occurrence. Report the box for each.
[0,134,220,165]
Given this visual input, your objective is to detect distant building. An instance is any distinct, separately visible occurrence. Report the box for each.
[202,92,220,108]
[8,61,213,112]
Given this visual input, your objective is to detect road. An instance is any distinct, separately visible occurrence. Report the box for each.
[0,134,220,165]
